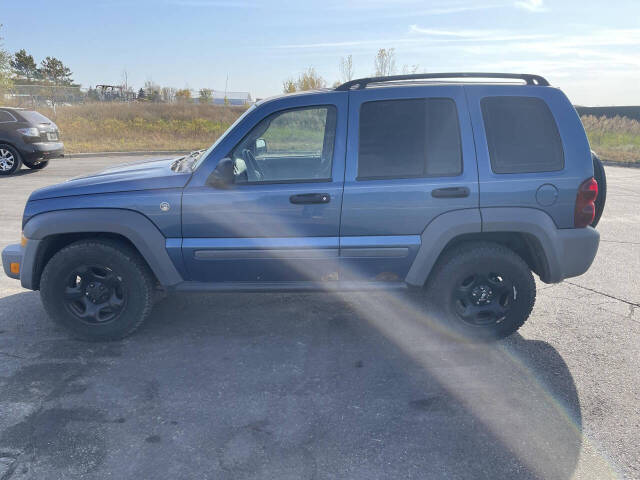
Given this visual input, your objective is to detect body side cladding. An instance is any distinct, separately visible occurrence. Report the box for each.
[405,208,482,287]
[481,207,600,283]
[21,209,183,289]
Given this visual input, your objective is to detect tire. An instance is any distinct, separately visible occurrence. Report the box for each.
[425,242,536,341]
[23,159,49,170]
[40,240,155,341]
[0,144,22,176]
[591,152,606,227]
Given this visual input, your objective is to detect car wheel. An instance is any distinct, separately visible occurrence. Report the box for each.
[0,144,22,176]
[425,242,536,341]
[591,152,606,227]
[23,159,49,170]
[40,240,155,341]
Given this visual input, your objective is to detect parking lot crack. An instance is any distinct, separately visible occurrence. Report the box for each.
[565,281,640,322]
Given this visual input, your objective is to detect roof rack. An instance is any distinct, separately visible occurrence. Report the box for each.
[335,72,550,91]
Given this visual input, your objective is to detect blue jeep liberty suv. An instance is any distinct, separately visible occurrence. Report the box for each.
[2,73,604,341]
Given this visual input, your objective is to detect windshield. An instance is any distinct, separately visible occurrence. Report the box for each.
[191,104,256,171]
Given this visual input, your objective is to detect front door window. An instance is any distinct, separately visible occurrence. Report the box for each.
[229,106,337,183]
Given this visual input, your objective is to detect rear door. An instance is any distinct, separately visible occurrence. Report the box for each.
[340,85,479,281]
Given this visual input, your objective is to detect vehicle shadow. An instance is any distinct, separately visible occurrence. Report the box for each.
[0,167,41,178]
[0,290,582,479]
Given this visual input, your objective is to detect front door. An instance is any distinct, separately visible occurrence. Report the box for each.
[181,94,347,283]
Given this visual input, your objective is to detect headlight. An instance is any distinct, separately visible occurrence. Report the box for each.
[17,127,40,138]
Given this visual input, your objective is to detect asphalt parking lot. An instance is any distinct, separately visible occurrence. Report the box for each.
[0,156,639,479]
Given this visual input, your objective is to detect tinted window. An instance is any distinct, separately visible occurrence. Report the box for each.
[0,111,16,122]
[230,106,336,183]
[18,110,52,124]
[358,98,462,180]
[481,96,564,174]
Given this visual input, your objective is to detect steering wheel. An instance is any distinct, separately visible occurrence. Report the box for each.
[242,149,264,181]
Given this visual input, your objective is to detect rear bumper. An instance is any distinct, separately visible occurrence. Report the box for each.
[22,142,65,162]
[549,226,600,282]
[2,244,23,280]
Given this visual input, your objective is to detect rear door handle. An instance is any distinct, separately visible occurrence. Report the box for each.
[431,187,470,198]
[289,193,331,204]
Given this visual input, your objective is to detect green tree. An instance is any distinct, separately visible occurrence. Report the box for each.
[11,49,37,81]
[0,25,13,95]
[137,88,146,101]
[144,80,161,102]
[38,56,73,85]
[199,88,212,104]
[86,86,100,102]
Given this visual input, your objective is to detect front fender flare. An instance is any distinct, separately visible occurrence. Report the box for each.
[22,209,183,289]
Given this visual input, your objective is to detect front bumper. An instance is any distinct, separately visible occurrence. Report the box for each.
[23,142,65,162]
[2,244,23,280]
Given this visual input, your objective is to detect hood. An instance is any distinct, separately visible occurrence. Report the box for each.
[29,157,191,201]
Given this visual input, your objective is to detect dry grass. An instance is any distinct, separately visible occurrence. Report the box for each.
[39,102,247,153]
[581,115,640,163]
[6,103,639,163]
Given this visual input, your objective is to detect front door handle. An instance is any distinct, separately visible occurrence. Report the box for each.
[289,193,331,204]
[431,187,470,198]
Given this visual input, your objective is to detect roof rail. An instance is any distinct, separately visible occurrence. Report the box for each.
[335,72,550,91]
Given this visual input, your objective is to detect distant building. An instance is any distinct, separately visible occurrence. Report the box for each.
[195,90,252,106]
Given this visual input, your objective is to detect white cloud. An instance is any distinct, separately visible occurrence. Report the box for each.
[514,0,547,12]
[407,25,553,42]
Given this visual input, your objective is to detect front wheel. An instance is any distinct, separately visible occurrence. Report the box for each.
[425,242,536,341]
[40,240,155,341]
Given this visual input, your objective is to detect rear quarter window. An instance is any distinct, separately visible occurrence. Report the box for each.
[18,110,53,124]
[481,96,564,174]
[0,111,16,122]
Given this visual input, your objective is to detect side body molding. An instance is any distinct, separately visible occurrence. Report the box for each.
[481,207,599,283]
[405,208,482,287]
[22,209,183,289]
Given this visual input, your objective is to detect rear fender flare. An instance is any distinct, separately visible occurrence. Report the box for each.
[405,209,482,287]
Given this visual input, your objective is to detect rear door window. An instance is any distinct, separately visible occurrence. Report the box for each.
[358,98,462,179]
[481,96,564,174]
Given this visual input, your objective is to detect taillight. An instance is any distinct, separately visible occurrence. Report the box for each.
[574,177,598,228]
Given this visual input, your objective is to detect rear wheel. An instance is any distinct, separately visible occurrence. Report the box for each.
[40,240,155,341]
[23,159,49,170]
[0,144,22,176]
[426,242,536,341]
[591,152,606,227]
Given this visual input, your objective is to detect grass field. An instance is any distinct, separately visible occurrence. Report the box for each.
[10,102,640,163]
[581,115,640,163]
[39,102,247,153]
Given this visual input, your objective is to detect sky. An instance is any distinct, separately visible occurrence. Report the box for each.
[2,0,639,105]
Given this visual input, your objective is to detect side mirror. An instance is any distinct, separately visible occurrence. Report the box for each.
[206,157,234,189]
[255,138,267,156]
